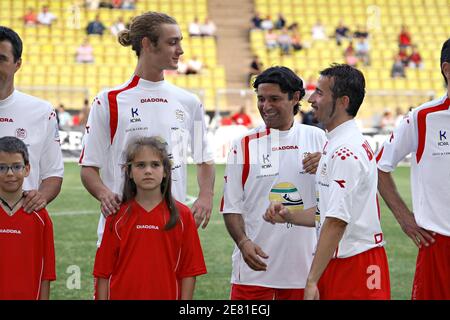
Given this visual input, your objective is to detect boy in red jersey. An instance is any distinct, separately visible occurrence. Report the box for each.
[0,136,56,299]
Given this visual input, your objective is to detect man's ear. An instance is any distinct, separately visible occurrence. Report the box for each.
[442,61,450,82]
[15,58,22,73]
[23,163,30,178]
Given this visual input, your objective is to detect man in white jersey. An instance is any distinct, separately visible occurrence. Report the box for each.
[79,12,215,247]
[376,38,450,300]
[221,66,325,300]
[0,26,63,212]
[265,64,390,300]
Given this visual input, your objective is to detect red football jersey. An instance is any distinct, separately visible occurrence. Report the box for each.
[93,200,207,300]
[0,207,56,300]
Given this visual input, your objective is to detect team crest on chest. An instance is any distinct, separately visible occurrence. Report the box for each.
[175,109,185,122]
[15,128,27,139]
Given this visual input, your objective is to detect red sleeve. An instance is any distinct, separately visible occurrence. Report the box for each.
[176,205,207,279]
[41,210,56,281]
[93,214,121,279]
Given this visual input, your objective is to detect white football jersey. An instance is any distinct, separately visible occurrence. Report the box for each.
[316,120,385,258]
[377,95,450,236]
[221,122,326,288]
[79,75,213,242]
[0,90,63,190]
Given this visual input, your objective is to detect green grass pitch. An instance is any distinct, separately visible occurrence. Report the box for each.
[47,163,415,300]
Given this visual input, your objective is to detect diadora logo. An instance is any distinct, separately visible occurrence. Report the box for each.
[140,97,168,103]
[272,145,299,151]
[130,107,141,123]
[438,130,448,146]
[0,117,13,123]
[334,180,346,188]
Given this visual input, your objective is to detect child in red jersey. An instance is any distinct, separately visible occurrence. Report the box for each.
[0,136,56,300]
[93,137,207,300]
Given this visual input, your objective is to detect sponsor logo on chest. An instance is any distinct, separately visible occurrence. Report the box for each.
[0,117,13,123]
[438,130,448,146]
[140,97,168,104]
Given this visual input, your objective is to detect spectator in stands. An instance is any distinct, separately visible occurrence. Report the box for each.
[177,56,188,74]
[398,47,409,66]
[274,13,286,30]
[37,5,57,26]
[334,20,350,46]
[260,15,274,31]
[394,106,404,127]
[110,17,126,37]
[57,104,72,130]
[355,38,370,66]
[78,98,90,128]
[111,0,123,9]
[291,29,303,52]
[248,55,263,84]
[311,19,327,41]
[85,0,100,10]
[23,7,38,26]
[391,55,406,78]
[277,28,291,55]
[231,105,253,128]
[353,25,369,39]
[200,17,217,37]
[121,0,136,10]
[398,25,412,49]
[305,75,317,94]
[75,38,94,63]
[188,17,202,37]
[408,45,423,69]
[186,55,203,75]
[265,29,278,50]
[344,41,358,67]
[86,14,106,36]
[250,12,263,29]
[379,109,395,132]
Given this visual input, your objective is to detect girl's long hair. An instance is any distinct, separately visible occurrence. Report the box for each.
[122,136,179,230]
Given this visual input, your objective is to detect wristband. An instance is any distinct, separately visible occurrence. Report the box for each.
[237,237,251,250]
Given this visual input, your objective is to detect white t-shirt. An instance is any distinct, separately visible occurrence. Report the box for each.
[377,95,450,236]
[0,90,64,190]
[317,120,384,259]
[220,122,326,288]
[79,75,213,242]
[37,12,56,25]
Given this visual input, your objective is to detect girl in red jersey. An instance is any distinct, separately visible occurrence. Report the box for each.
[93,137,207,300]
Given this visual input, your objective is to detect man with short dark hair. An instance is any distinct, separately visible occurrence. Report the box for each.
[265,64,391,300]
[376,38,450,300]
[0,26,63,212]
[221,66,325,300]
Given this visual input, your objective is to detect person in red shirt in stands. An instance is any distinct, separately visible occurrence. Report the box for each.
[398,25,412,49]
[231,105,253,128]
[93,137,207,300]
[408,45,423,68]
[0,137,56,300]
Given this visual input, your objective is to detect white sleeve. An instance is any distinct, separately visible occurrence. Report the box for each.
[377,112,416,172]
[39,108,64,180]
[324,145,365,223]
[79,95,110,168]
[220,139,244,214]
[190,100,214,164]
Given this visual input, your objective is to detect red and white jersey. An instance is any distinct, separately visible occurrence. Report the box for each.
[317,120,384,259]
[220,122,326,288]
[93,200,207,300]
[0,207,56,300]
[79,75,213,242]
[0,90,63,190]
[377,95,450,236]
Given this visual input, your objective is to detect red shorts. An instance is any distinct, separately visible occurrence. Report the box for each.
[231,284,304,300]
[318,246,391,300]
[412,233,450,300]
